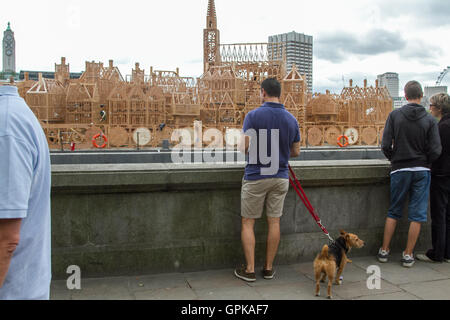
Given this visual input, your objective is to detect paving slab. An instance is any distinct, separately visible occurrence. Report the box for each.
[295,261,317,278]
[49,256,450,300]
[194,285,263,300]
[129,273,188,293]
[400,279,450,300]
[134,287,198,300]
[330,280,402,300]
[351,256,449,285]
[246,264,310,287]
[294,261,368,283]
[354,292,421,300]
[252,281,343,300]
[50,280,72,300]
[422,261,450,277]
[185,269,248,291]
[72,291,134,300]
[70,276,134,300]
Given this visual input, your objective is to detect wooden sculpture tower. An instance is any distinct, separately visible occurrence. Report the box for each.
[204,0,221,73]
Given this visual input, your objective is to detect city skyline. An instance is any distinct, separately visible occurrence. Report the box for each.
[1,0,449,94]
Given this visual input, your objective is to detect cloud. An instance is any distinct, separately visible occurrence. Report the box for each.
[398,71,447,87]
[399,42,443,66]
[315,29,406,63]
[378,0,450,26]
[315,28,442,65]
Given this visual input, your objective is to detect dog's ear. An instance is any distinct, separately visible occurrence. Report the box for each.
[340,230,347,236]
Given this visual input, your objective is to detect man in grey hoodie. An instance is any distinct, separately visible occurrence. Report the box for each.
[378,81,442,268]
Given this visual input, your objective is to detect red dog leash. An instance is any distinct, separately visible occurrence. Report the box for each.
[288,165,334,243]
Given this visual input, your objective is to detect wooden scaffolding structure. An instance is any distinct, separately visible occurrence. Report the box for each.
[11,0,392,150]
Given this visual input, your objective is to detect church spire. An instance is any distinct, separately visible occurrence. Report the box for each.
[206,0,217,28]
[6,22,11,31]
[203,0,221,73]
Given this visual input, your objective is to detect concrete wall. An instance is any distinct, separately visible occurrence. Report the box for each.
[51,160,432,279]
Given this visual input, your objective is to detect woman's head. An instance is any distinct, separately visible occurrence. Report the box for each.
[430,93,450,118]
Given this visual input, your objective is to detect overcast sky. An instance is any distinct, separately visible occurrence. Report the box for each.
[2,0,449,94]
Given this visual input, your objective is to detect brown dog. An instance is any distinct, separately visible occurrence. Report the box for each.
[313,230,365,299]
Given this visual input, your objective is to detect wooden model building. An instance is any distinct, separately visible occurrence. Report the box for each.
[12,0,391,150]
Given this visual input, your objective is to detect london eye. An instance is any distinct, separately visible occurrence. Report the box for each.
[436,66,450,86]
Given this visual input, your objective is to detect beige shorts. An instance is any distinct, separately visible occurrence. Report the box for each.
[241,178,290,219]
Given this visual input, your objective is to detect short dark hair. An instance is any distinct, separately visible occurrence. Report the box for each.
[404,81,423,100]
[261,78,281,98]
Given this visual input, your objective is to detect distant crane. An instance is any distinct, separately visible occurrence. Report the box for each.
[436,66,450,86]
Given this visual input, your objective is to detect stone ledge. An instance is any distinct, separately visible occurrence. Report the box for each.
[51,160,391,193]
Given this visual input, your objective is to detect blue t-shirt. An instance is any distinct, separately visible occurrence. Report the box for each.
[0,86,51,300]
[243,102,301,181]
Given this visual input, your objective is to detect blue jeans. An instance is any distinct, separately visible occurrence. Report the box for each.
[388,171,431,223]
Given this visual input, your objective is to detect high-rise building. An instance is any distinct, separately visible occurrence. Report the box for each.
[268,31,313,93]
[423,86,448,109]
[2,22,16,76]
[425,86,448,97]
[377,72,399,98]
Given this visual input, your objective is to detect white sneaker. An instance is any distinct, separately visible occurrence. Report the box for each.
[401,252,415,268]
[377,248,390,263]
[416,254,437,263]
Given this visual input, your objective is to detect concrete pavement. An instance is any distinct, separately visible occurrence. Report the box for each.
[51,255,450,300]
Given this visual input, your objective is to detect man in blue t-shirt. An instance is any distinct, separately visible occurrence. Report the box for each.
[0,85,51,300]
[235,78,301,282]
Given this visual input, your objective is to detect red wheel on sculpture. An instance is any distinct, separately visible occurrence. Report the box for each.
[337,135,349,148]
[92,133,108,149]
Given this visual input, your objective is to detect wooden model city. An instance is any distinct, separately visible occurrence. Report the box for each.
[12,0,392,150]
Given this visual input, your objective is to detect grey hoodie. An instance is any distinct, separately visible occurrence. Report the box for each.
[382,103,442,171]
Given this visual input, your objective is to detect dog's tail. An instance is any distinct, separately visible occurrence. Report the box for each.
[318,245,329,260]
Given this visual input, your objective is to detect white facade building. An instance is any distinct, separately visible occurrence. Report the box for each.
[268,31,313,93]
[423,86,448,109]
[377,72,399,99]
